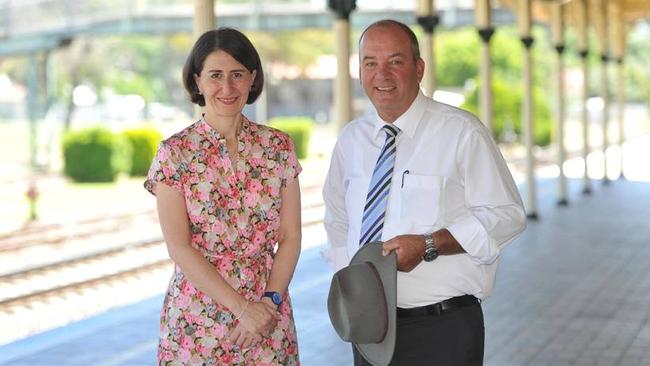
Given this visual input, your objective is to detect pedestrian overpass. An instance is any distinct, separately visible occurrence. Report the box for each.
[0,0,516,56]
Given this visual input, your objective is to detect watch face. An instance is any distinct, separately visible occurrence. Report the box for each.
[423,248,438,262]
[265,291,282,305]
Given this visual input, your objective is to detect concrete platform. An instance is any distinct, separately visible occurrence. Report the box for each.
[1,176,649,366]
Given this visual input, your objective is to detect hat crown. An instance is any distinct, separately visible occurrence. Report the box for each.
[327,262,388,343]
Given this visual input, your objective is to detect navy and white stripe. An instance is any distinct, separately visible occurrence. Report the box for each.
[359,124,400,246]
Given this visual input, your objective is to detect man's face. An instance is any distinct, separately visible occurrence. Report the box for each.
[359,24,424,123]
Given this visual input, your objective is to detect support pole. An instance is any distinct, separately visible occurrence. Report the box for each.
[551,2,567,205]
[193,0,215,40]
[328,0,356,130]
[475,0,494,133]
[517,0,537,220]
[594,0,610,184]
[576,0,591,195]
[610,2,626,179]
[417,0,438,97]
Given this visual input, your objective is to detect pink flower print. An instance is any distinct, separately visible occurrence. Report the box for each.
[207,154,221,169]
[160,350,174,362]
[217,259,233,275]
[188,173,200,185]
[181,335,195,350]
[178,347,191,363]
[251,144,264,158]
[241,266,255,282]
[244,241,258,257]
[260,348,276,363]
[212,220,226,235]
[197,344,210,358]
[161,165,175,178]
[195,181,211,201]
[211,323,227,339]
[252,231,265,247]
[243,191,259,208]
[176,292,191,309]
[247,179,263,193]
[190,354,203,365]
[181,280,197,296]
[195,326,206,338]
[188,201,203,219]
[203,167,215,183]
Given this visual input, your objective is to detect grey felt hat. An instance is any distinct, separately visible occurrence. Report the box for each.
[327,242,397,366]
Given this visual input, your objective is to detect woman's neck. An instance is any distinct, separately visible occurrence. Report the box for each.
[203,113,243,141]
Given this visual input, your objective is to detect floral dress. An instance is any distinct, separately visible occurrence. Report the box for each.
[144,116,301,365]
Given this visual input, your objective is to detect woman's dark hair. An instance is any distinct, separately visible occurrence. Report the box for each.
[183,27,264,106]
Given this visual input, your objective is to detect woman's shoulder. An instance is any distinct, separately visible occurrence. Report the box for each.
[249,120,294,148]
[159,120,203,149]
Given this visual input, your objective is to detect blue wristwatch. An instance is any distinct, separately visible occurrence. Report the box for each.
[263,291,283,306]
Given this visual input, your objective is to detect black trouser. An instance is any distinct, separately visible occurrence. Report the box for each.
[353,300,484,366]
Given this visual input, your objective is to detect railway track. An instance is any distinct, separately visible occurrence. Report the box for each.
[0,200,325,312]
[0,238,170,309]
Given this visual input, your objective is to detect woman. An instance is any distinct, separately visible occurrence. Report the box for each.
[145,28,301,365]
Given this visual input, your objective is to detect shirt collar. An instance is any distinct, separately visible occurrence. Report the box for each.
[197,114,250,146]
[371,90,427,140]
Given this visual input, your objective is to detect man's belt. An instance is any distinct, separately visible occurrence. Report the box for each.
[396,295,480,318]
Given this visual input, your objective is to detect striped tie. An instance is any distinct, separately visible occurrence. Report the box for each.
[359,124,400,246]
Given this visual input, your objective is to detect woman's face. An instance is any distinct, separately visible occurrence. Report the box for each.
[194,50,257,119]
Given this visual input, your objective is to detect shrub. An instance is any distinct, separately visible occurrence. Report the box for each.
[461,77,552,147]
[62,127,131,182]
[268,116,314,159]
[123,127,163,176]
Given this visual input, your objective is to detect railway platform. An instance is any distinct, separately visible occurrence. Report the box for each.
[1,174,650,366]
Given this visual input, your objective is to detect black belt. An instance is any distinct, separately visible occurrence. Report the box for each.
[396,295,480,318]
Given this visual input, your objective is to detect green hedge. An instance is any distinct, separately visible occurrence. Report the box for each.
[123,127,163,176]
[62,127,131,182]
[268,116,314,159]
[461,77,552,147]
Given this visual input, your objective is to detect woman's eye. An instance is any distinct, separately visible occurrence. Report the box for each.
[210,73,222,79]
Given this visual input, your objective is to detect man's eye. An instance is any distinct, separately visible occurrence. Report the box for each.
[210,73,222,79]
[233,72,243,78]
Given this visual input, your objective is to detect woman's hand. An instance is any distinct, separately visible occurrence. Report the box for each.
[228,301,278,346]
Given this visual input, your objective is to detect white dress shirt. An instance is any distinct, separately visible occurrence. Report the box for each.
[322,91,527,308]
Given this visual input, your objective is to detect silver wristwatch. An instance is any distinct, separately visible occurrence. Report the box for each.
[422,233,439,262]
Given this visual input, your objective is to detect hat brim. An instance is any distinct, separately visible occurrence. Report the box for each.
[350,242,397,366]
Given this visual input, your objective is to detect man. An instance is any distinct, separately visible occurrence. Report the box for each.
[323,19,527,365]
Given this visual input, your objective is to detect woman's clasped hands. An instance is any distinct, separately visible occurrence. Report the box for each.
[228,299,278,349]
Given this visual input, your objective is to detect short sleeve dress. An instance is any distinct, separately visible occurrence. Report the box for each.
[144,116,301,365]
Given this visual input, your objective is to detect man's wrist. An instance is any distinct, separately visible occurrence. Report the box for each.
[422,232,439,262]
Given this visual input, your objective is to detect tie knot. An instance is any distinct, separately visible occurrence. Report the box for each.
[382,124,400,139]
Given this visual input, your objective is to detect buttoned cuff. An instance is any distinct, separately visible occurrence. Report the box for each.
[447,215,500,264]
[320,246,350,272]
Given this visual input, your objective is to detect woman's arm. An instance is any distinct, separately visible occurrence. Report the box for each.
[261,176,302,307]
[156,183,247,313]
[156,183,275,345]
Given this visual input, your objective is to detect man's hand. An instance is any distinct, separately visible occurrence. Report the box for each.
[382,234,426,272]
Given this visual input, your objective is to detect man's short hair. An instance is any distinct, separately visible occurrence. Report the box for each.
[359,19,421,61]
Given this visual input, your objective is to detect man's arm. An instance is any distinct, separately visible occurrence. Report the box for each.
[322,141,351,271]
[383,126,526,271]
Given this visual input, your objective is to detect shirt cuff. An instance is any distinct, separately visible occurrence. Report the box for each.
[320,246,350,272]
[446,215,499,264]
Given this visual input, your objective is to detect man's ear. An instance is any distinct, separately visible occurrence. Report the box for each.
[416,58,425,82]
